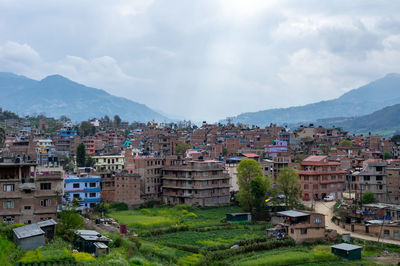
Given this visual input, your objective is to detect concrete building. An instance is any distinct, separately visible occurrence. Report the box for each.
[358,160,387,202]
[299,155,346,201]
[386,159,400,204]
[93,154,125,172]
[162,160,230,206]
[0,161,63,224]
[64,173,101,208]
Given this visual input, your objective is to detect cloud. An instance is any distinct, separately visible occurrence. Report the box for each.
[0,1,400,122]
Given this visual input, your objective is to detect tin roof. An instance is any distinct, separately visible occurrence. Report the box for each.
[37,219,57,227]
[75,230,110,242]
[13,224,45,239]
[276,210,310,218]
[94,242,108,249]
[331,243,362,251]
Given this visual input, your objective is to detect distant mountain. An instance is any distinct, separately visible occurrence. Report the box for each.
[226,73,400,126]
[313,104,400,137]
[0,72,169,122]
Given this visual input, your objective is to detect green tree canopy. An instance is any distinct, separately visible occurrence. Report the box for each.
[114,115,121,128]
[174,142,192,156]
[56,210,84,242]
[276,167,302,208]
[237,159,271,216]
[76,143,86,167]
[340,140,354,147]
[362,192,376,204]
[79,121,96,137]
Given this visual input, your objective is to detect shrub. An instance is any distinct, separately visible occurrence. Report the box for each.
[177,253,203,266]
[72,252,95,262]
[111,203,129,211]
[129,257,145,265]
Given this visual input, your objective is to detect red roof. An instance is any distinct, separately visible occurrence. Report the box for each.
[303,155,327,162]
[242,153,260,158]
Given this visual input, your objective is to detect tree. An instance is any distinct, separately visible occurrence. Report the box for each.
[85,154,95,167]
[79,121,96,137]
[56,210,84,242]
[237,159,271,215]
[340,140,354,147]
[383,152,392,160]
[174,142,192,156]
[114,115,121,128]
[250,175,270,216]
[362,192,376,204]
[276,167,302,208]
[76,143,86,167]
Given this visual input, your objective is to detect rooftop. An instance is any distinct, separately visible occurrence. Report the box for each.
[331,243,362,251]
[276,210,310,218]
[13,224,45,239]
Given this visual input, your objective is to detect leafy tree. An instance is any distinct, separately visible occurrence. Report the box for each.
[250,175,271,217]
[56,210,84,242]
[362,192,376,204]
[79,121,96,137]
[0,128,5,147]
[276,167,302,208]
[391,134,400,143]
[340,140,354,147]
[85,154,95,167]
[174,142,192,156]
[114,115,121,128]
[237,159,271,215]
[76,143,86,167]
[319,145,331,155]
[383,152,392,160]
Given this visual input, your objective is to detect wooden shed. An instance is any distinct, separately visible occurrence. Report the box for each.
[331,243,362,260]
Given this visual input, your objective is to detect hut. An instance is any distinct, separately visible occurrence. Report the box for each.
[226,213,252,223]
[331,243,362,260]
[13,224,45,251]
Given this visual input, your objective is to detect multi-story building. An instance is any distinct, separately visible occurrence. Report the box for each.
[0,161,63,224]
[162,160,230,206]
[298,155,346,201]
[64,172,101,208]
[125,152,164,203]
[357,159,387,202]
[387,159,400,204]
[93,154,125,172]
[100,171,141,208]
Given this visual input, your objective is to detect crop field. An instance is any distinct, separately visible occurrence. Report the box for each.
[145,227,266,248]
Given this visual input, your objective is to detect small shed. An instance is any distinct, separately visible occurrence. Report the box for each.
[37,219,57,242]
[94,242,109,256]
[13,224,45,251]
[226,213,252,223]
[74,230,110,254]
[331,243,362,260]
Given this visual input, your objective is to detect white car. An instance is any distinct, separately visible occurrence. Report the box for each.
[324,195,335,201]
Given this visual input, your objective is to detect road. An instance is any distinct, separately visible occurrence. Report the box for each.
[314,201,400,245]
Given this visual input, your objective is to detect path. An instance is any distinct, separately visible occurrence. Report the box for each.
[314,201,400,245]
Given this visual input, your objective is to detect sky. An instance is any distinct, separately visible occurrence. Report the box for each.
[1,0,400,122]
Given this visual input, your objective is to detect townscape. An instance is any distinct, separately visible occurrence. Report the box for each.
[1,109,400,265]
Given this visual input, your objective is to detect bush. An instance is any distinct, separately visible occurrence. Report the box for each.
[129,257,145,265]
[111,203,129,211]
[72,252,95,262]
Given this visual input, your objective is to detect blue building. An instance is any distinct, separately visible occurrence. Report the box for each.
[64,174,101,208]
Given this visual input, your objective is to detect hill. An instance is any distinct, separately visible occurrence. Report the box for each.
[226,73,400,126]
[0,73,169,122]
[313,104,400,136]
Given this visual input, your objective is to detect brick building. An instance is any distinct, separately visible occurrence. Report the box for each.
[299,155,346,201]
[162,160,230,206]
[0,161,63,224]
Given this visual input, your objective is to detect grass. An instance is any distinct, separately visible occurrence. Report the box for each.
[145,228,265,248]
[0,235,22,265]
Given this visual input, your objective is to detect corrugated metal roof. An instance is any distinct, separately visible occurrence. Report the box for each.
[13,224,45,239]
[37,219,57,227]
[276,210,310,217]
[94,242,108,249]
[331,243,362,251]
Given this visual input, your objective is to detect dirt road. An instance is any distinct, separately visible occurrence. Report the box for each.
[314,201,400,245]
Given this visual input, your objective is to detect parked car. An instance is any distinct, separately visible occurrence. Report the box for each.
[324,195,335,201]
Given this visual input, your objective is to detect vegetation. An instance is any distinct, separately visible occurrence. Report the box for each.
[340,139,354,147]
[56,210,84,242]
[174,142,192,156]
[237,159,271,217]
[276,167,302,208]
[76,143,86,167]
[362,192,376,204]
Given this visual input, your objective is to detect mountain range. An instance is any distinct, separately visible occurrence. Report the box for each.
[0,72,169,122]
[226,73,400,126]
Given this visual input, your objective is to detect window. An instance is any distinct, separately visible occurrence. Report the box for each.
[364,176,370,181]
[24,206,31,210]
[73,183,80,188]
[40,183,51,190]
[89,192,96,198]
[303,176,309,181]
[89,183,96,187]
[3,201,14,209]
[376,176,383,181]
[314,217,322,224]
[300,228,308,235]
[73,194,80,199]
[40,199,51,207]
[3,184,14,192]
[304,184,309,189]
[291,228,294,234]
